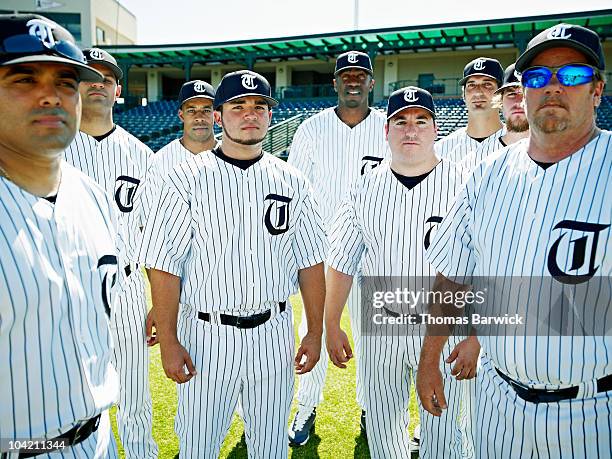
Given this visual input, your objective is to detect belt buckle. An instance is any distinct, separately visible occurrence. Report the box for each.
[234,316,249,329]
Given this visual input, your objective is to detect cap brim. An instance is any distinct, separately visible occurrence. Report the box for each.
[493,82,521,94]
[215,93,278,109]
[515,40,603,72]
[387,105,435,120]
[2,54,104,82]
[334,65,373,76]
[86,59,123,80]
[180,94,215,106]
[459,72,501,86]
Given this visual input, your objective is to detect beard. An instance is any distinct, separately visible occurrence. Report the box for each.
[506,115,529,133]
[533,112,569,134]
[223,127,266,145]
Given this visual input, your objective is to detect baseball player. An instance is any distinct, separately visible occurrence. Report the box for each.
[465,63,529,167]
[63,49,157,458]
[138,70,327,459]
[435,57,505,170]
[325,87,477,459]
[139,79,217,279]
[287,50,390,445]
[418,23,611,458]
[0,14,120,458]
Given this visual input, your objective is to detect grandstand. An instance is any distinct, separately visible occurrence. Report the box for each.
[102,10,611,154]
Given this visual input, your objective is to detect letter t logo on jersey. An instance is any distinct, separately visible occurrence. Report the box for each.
[264,194,292,235]
[547,220,610,284]
[115,175,141,213]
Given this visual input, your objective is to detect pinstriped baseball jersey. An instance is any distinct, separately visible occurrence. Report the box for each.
[139,138,219,221]
[64,126,153,262]
[63,126,158,458]
[138,152,327,314]
[435,126,505,170]
[288,107,391,233]
[462,135,510,171]
[427,133,612,386]
[328,159,467,279]
[327,159,471,459]
[0,164,118,445]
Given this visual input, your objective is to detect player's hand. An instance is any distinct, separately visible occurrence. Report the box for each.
[416,359,447,417]
[326,326,353,369]
[295,331,322,375]
[160,339,197,384]
[145,308,159,347]
[446,335,480,380]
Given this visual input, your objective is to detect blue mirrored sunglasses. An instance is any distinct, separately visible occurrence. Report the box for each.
[2,34,86,63]
[520,64,597,89]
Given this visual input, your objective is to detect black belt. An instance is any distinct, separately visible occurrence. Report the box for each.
[198,302,286,329]
[496,368,612,404]
[3,414,100,458]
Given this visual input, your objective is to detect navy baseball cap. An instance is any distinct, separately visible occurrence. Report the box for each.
[459,57,504,86]
[213,70,278,110]
[515,23,605,73]
[83,48,123,80]
[178,80,215,107]
[494,63,521,94]
[334,51,373,76]
[0,14,103,82]
[386,86,435,120]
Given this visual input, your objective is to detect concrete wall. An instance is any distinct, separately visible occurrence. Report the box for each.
[91,0,136,45]
[0,0,135,47]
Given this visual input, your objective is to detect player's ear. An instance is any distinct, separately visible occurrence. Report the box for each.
[115,84,122,98]
[384,122,389,139]
[213,110,222,127]
[369,78,375,92]
[592,80,605,107]
[178,110,185,123]
[333,79,338,92]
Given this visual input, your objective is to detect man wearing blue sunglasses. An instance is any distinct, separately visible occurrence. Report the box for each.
[418,23,610,458]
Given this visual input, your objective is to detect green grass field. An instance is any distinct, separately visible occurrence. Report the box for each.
[110,292,419,458]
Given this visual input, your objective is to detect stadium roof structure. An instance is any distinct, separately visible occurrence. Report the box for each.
[103,10,612,69]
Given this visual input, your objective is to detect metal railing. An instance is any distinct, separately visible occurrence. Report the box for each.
[262,114,308,157]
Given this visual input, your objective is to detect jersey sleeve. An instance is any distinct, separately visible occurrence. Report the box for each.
[291,183,327,269]
[287,123,315,183]
[327,183,365,276]
[425,166,481,284]
[138,173,192,277]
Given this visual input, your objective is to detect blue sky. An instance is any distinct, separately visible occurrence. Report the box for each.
[119,0,611,45]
